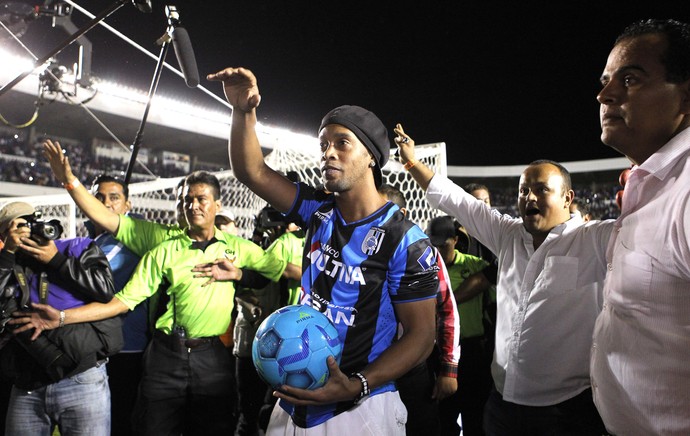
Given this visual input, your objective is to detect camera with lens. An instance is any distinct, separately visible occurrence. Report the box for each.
[254,172,298,230]
[18,211,63,241]
[251,207,286,249]
[0,284,28,334]
[257,207,286,230]
[0,282,73,382]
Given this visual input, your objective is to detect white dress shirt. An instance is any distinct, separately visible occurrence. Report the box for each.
[427,175,614,406]
[591,128,690,435]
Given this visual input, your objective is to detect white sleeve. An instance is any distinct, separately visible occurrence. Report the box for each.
[426,174,516,254]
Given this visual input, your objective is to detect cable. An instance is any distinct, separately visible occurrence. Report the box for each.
[2,2,217,179]
[0,38,157,177]
[61,88,98,105]
[0,108,39,128]
[64,0,232,110]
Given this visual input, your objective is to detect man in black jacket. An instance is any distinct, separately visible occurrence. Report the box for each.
[0,201,120,436]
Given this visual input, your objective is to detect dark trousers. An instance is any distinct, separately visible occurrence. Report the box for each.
[483,388,608,436]
[235,355,270,436]
[439,336,492,436]
[0,379,12,436]
[132,332,235,436]
[397,360,441,436]
[108,352,144,436]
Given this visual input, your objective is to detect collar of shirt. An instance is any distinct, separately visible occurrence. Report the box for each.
[190,237,219,252]
[637,127,690,181]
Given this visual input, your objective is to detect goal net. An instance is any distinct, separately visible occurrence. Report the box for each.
[0,142,447,239]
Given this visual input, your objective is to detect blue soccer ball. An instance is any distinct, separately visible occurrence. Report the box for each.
[252,304,343,390]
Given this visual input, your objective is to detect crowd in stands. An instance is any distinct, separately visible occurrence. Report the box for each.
[0,133,215,187]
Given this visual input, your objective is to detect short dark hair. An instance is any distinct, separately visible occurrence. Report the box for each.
[528,159,572,193]
[90,174,129,200]
[464,183,490,195]
[185,171,221,200]
[616,19,690,83]
[571,197,591,215]
[378,183,406,209]
[215,215,234,227]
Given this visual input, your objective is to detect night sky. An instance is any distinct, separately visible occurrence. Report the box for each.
[7,0,690,166]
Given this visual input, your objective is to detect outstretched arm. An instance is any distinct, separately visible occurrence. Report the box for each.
[207,67,296,213]
[42,139,121,234]
[10,298,129,340]
[393,123,436,191]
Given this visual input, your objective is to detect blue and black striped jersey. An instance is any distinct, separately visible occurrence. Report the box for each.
[283,183,439,428]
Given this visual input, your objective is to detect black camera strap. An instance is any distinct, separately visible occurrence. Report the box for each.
[12,265,32,309]
[12,265,50,305]
[38,272,49,304]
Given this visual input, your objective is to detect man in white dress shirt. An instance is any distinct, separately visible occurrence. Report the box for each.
[591,18,690,435]
[395,122,613,435]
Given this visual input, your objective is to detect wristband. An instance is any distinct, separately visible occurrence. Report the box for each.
[350,372,370,404]
[58,310,65,328]
[62,179,81,191]
[403,160,417,171]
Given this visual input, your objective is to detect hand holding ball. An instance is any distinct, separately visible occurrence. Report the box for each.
[252,305,343,390]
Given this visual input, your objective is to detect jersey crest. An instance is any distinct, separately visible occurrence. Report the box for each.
[361,227,385,255]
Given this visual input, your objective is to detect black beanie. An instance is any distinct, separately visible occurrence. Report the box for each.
[319,105,390,187]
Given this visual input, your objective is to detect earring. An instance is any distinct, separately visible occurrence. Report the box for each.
[369,161,375,168]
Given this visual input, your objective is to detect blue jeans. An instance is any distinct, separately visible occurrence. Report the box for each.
[5,364,110,436]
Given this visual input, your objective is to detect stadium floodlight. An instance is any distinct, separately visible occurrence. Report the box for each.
[0,46,37,78]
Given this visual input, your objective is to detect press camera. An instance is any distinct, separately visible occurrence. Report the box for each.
[17,211,63,241]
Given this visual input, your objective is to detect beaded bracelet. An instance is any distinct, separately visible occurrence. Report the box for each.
[350,372,370,404]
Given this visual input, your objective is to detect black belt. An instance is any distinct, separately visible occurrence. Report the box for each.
[184,337,214,348]
[154,330,218,351]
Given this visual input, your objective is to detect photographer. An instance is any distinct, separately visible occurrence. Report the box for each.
[0,201,120,436]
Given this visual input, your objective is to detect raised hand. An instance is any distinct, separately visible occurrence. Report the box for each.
[393,123,417,165]
[206,67,261,113]
[42,139,75,185]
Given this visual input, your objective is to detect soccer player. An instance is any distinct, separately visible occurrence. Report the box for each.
[207,67,440,434]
